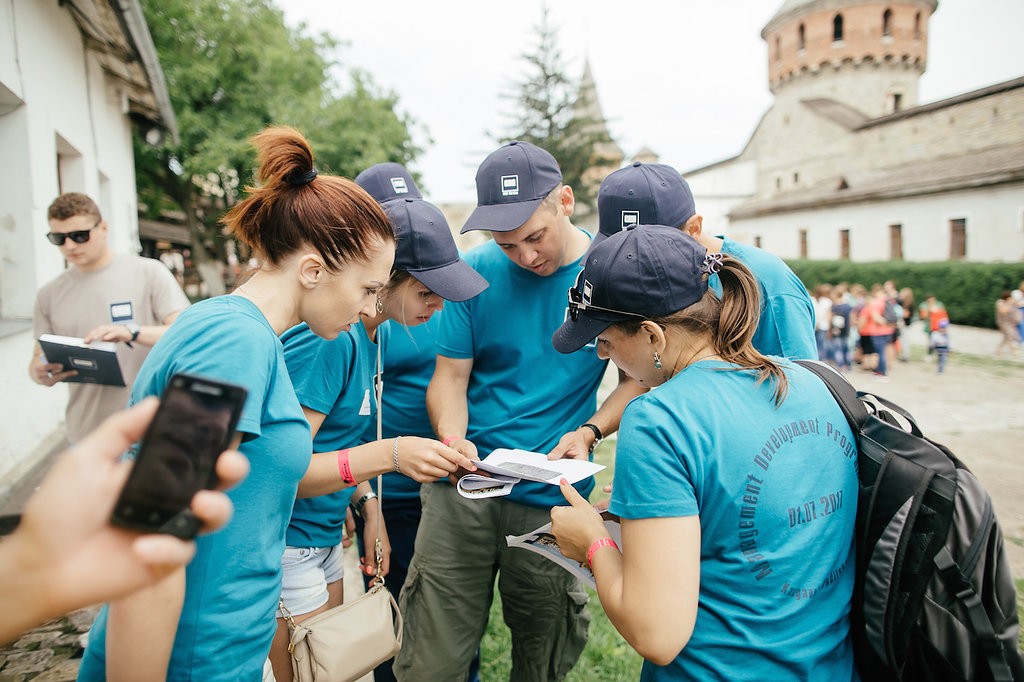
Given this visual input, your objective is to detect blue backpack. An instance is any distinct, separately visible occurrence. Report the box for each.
[797,360,1024,681]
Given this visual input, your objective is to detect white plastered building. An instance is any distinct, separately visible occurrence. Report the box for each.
[0,0,176,488]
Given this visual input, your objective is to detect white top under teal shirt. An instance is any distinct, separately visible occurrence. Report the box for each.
[436,235,606,507]
[78,295,311,682]
[610,359,858,681]
[282,320,378,547]
[710,238,817,360]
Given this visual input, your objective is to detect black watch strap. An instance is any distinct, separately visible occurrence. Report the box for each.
[580,423,603,451]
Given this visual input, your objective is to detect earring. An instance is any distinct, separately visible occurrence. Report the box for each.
[375,296,384,314]
[653,351,663,369]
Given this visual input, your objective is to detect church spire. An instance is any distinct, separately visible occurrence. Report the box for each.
[573,57,623,163]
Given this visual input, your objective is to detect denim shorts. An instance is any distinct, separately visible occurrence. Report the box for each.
[278,544,346,616]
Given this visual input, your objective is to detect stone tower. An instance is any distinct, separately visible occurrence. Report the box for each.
[761,0,938,117]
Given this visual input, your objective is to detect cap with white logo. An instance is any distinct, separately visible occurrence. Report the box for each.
[593,162,696,251]
[461,141,563,233]
[355,162,423,203]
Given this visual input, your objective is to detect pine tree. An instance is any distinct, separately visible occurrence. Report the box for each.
[498,5,612,209]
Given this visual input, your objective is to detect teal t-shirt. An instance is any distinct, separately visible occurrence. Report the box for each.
[283,321,376,547]
[362,316,440,500]
[710,237,817,360]
[610,359,858,681]
[436,236,606,507]
[78,295,311,682]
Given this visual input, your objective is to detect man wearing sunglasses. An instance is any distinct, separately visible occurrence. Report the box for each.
[393,142,645,682]
[29,193,189,443]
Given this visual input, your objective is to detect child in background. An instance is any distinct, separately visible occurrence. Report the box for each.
[931,318,951,373]
[920,294,948,362]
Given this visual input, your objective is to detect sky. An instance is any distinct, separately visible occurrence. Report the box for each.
[279,0,1024,204]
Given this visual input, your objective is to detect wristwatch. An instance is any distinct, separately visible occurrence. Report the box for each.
[353,490,378,518]
[580,423,603,453]
[123,322,141,344]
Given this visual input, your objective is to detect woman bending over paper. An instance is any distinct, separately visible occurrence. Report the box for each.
[549,225,859,681]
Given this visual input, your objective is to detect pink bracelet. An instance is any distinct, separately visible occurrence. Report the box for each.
[442,435,462,447]
[336,449,356,487]
[587,537,619,568]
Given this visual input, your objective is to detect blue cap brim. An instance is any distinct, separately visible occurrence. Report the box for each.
[460,198,545,233]
[409,259,489,302]
[552,312,618,354]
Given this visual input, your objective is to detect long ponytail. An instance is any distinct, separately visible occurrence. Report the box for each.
[714,257,788,405]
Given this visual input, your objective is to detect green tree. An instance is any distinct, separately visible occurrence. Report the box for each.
[136,0,421,266]
[498,5,612,208]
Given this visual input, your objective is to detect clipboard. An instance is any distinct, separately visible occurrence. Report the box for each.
[38,334,126,387]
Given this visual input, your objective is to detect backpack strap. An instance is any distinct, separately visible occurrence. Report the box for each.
[862,393,924,438]
[933,547,1016,682]
[794,360,869,431]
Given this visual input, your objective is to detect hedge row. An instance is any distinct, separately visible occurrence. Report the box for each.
[783,260,1024,329]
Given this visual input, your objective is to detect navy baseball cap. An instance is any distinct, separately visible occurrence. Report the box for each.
[355,163,422,203]
[592,162,696,250]
[461,141,562,234]
[553,225,709,354]
[384,198,488,302]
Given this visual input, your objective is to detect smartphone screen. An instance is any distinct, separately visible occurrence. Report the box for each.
[110,373,247,538]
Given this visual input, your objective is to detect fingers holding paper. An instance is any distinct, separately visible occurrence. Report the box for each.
[550,479,610,564]
[546,429,590,461]
[395,436,477,483]
[443,437,480,484]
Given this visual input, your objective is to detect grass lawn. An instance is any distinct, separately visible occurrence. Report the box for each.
[478,440,644,680]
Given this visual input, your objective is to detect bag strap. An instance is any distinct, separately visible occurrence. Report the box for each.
[794,360,869,432]
[279,597,302,653]
[933,547,1016,682]
[369,338,385,589]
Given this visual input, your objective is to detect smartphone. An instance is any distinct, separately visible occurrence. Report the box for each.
[110,373,247,539]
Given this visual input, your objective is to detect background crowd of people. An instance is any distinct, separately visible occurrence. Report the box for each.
[810,280,964,376]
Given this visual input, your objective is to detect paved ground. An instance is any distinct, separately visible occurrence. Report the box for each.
[1,323,1021,680]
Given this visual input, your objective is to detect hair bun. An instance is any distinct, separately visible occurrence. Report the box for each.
[251,126,315,188]
[287,168,318,187]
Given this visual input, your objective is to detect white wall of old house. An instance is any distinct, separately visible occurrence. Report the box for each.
[685,160,758,238]
[0,0,144,487]
[734,183,1024,263]
[696,85,1024,261]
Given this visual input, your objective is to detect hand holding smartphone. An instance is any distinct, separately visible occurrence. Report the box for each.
[110,374,247,539]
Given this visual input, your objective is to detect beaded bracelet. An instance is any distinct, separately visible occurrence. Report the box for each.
[587,537,619,568]
[336,449,356,487]
[392,436,401,473]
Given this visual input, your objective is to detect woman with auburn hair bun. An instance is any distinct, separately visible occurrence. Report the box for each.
[268,182,490,682]
[76,125,436,682]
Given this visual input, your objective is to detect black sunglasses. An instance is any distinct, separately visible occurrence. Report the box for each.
[566,285,645,322]
[46,220,101,246]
